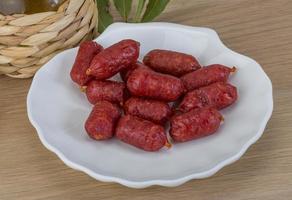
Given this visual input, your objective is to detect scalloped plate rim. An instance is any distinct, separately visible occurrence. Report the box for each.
[27,22,273,189]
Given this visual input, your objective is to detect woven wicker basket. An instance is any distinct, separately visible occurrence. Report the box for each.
[0,0,97,78]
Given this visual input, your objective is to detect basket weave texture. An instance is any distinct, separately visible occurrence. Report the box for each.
[0,0,97,78]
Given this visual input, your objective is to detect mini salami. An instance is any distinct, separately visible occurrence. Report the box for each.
[124,97,171,124]
[70,41,103,86]
[143,49,201,76]
[85,101,121,140]
[120,62,139,82]
[170,107,223,142]
[178,82,237,113]
[127,66,185,101]
[85,80,125,105]
[181,64,236,91]
[116,115,169,151]
[86,39,140,80]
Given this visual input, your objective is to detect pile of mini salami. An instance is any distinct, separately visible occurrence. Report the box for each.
[70,39,237,152]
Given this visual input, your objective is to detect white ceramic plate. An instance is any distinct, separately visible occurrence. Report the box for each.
[27,22,273,188]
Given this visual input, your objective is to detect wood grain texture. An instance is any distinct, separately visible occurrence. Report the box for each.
[1,0,292,199]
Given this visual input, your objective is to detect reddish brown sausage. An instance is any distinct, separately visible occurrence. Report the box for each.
[85,101,121,140]
[120,62,139,82]
[86,39,140,80]
[143,49,201,76]
[170,107,223,142]
[127,66,185,101]
[70,41,103,86]
[124,97,171,124]
[116,115,169,151]
[85,80,125,105]
[178,82,237,113]
[181,64,236,91]
[120,62,151,82]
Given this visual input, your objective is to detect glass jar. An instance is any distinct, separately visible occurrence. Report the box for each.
[0,0,65,15]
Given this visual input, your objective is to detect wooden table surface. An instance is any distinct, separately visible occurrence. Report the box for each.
[1,0,292,199]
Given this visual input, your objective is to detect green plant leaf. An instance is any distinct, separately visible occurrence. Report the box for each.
[96,0,113,33]
[113,0,133,22]
[134,0,146,22]
[141,0,169,22]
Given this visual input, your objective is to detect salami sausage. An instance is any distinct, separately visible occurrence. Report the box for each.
[124,97,171,124]
[120,62,139,82]
[86,39,140,80]
[181,64,236,91]
[70,41,103,86]
[143,49,201,76]
[85,80,125,105]
[178,82,238,113]
[170,107,223,142]
[85,101,121,140]
[116,115,169,151]
[127,66,185,101]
